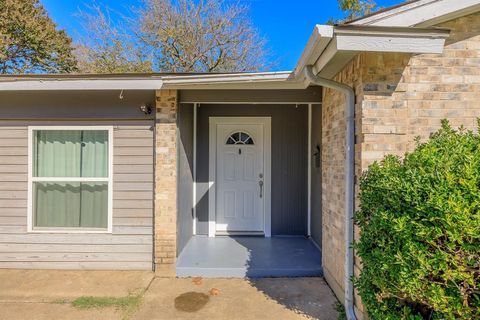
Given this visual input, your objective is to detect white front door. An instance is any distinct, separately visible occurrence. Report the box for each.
[209,117,271,236]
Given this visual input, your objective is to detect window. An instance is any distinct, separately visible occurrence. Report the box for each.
[226,132,254,145]
[28,127,113,232]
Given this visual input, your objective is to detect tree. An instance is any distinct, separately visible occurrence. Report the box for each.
[75,0,268,73]
[137,0,267,72]
[328,0,377,24]
[74,5,152,73]
[0,0,77,74]
[339,0,377,21]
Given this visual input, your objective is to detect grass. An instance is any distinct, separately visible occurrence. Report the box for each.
[72,292,143,319]
[335,302,347,320]
[51,298,69,304]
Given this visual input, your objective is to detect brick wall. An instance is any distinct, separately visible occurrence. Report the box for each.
[321,12,480,318]
[154,89,178,276]
[321,56,363,305]
[361,12,480,168]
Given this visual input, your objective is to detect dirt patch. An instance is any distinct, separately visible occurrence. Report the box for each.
[174,292,210,312]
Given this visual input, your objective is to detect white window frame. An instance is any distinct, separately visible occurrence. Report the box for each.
[27,126,114,233]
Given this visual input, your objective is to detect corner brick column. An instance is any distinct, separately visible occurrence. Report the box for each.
[154,89,177,276]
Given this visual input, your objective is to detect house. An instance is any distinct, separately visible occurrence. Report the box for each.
[0,0,479,318]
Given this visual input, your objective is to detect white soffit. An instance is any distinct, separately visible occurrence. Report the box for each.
[294,25,450,79]
[0,79,164,91]
[349,0,480,27]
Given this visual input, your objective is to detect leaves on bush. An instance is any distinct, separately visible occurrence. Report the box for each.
[354,120,480,319]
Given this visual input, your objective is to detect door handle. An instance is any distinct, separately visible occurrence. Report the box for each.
[259,180,264,198]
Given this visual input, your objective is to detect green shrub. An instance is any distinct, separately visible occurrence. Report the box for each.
[354,120,480,320]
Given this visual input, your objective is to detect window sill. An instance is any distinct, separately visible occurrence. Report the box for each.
[28,228,112,234]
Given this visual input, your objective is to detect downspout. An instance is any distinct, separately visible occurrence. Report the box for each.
[304,65,356,320]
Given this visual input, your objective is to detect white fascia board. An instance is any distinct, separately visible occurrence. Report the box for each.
[0,79,163,91]
[313,26,450,79]
[334,26,450,53]
[292,25,334,79]
[161,71,305,89]
[161,71,291,84]
[301,25,449,79]
[0,72,302,91]
[349,0,480,27]
[162,82,307,90]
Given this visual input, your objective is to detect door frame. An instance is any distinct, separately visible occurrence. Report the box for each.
[208,117,271,237]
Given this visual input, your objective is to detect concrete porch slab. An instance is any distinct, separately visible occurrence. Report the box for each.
[176,236,322,278]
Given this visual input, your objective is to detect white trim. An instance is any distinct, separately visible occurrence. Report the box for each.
[334,26,450,53]
[161,71,290,85]
[208,117,272,238]
[310,236,321,252]
[294,25,335,78]
[294,25,450,80]
[0,71,306,91]
[31,177,109,182]
[208,121,216,238]
[293,25,335,79]
[27,125,113,234]
[179,101,320,105]
[264,119,272,238]
[163,82,305,90]
[349,0,480,27]
[192,103,198,236]
[307,104,312,237]
[162,71,302,90]
[0,79,163,91]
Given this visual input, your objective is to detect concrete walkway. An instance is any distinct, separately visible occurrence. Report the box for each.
[0,270,339,320]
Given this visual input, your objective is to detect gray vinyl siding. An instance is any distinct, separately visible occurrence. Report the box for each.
[0,91,155,270]
[177,103,194,255]
[195,104,308,236]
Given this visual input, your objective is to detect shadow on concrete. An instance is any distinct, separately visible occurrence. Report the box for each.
[176,235,322,278]
[247,277,339,320]
[232,236,322,278]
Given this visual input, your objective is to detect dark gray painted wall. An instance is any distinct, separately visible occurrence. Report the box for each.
[180,88,322,103]
[310,104,322,248]
[177,103,194,255]
[196,104,308,236]
[0,90,155,119]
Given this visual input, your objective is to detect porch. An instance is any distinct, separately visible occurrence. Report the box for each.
[176,236,322,278]
[174,88,323,278]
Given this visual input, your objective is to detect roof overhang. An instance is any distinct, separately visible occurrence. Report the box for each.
[293,24,450,80]
[1,0,473,91]
[0,71,309,91]
[0,78,164,91]
[348,0,480,27]
[160,71,304,89]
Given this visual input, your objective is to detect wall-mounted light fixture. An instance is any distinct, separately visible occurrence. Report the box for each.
[140,104,152,115]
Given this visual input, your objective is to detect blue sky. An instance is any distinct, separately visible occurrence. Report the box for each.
[42,0,401,71]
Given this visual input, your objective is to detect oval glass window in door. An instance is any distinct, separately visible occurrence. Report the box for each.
[226,132,254,145]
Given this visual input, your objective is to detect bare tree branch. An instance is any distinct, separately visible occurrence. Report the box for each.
[74,4,152,73]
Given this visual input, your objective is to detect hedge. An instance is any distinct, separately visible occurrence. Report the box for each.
[354,120,480,319]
